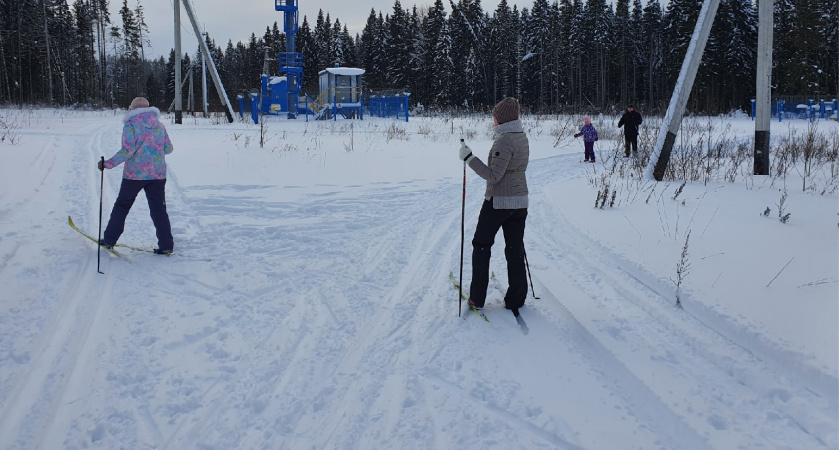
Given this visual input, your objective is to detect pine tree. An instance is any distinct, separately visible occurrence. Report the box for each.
[385,0,411,88]
[562,0,586,106]
[49,0,76,105]
[297,17,319,95]
[360,10,387,90]
[313,10,332,72]
[406,7,425,106]
[337,25,357,67]
[705,0,756,112]
[119,0,140,60]
[819,0,838,97]
[135,0,150,61]
[434,19,455,106]
[489,0,520,104]
[786,0,833,97]
[423,0,451,107]
[583,0,613,106]
[71,0,96,103]
[663,0,703,99]
[523,0,553,110]
[447,0,488,109]
[91,0,112,104]
[614,0,631,105]
[641,0,664,109]
[629,0,645,105]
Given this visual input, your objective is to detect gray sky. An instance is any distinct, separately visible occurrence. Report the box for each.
[116,0,532,59]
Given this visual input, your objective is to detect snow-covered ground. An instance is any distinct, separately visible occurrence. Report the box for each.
[0,108,836,449]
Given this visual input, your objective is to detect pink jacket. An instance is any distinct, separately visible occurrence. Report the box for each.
[105,107,173,180]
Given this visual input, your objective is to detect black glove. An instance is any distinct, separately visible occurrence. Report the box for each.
[97,160,105,171]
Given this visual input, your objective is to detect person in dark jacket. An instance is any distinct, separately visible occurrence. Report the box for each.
[617,105,643,157]
[458,97,530,313]
[98,97,174,254]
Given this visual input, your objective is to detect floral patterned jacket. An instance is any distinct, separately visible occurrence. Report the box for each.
[105,107,173,180]
[574,124,599,143]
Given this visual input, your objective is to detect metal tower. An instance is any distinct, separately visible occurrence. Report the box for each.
[275,0,303,119]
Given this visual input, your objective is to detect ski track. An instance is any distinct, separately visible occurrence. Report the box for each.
[0,122,115,448]
[1,119,835,449]
[524,154,835,449]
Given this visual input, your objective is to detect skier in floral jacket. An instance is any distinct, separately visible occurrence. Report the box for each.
[98,97,174,254]
[574,116,599,163]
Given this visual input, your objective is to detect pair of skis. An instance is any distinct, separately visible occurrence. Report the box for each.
[449,271,529,334]
[68,216,167,260]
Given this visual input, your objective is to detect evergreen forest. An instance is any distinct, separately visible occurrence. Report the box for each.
[0,0,837,114]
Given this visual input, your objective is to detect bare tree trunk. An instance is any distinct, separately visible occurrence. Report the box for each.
[43,0,54,104]
[97,5,108,104]
[18,4,24,104]
[0,25,11,102]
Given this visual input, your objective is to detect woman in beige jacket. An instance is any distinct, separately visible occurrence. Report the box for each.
[458,97,530,313]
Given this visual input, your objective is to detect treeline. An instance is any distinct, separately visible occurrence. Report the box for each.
[1,0,836,114]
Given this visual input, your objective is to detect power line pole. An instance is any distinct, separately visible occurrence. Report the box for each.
[754,0,772,175]
[174,0,183,124]
[647,0,721,181]
[202,33,209,117]
[188,62,194,113]
[181,0,235,122]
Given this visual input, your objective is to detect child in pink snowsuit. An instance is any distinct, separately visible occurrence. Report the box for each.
[574,116,598,163]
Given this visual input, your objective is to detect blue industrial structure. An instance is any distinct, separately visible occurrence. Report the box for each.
[234,1,412,123]
[307,67,365,120]
[275,0,302,119]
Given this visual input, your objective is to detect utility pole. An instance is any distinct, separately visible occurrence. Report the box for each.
[188,63,194,113]
[181,0,235,122]
[202,33,208,117]
[174,0,183,124]
[647,0,721,181]
[754,0,773,175]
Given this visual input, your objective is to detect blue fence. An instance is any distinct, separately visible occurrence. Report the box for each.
[751,98,838,122]
[369,94,411,122]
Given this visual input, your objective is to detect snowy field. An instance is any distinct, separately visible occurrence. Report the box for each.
[0,108,837,449]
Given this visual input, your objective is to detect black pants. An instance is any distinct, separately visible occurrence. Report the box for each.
[469,199,528,309]
[103,178,173,251]
[624,134,638,156]
[584,141,595,162]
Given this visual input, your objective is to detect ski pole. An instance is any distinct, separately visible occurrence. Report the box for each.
[458,139,467,317]
[97,156,105,274]
[524,249,539,299]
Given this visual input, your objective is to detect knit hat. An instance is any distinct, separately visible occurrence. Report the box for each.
[493,97,520,125]
[130,97,150,110]
[583,116,591,124]
[627,104,635,110]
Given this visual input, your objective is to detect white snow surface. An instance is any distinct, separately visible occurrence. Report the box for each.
[0,109,837,449]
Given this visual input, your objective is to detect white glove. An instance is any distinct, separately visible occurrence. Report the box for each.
[459,142,475,163]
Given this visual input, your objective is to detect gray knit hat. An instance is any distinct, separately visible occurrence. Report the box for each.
[493,97,520,124]
[130,97,150,110]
